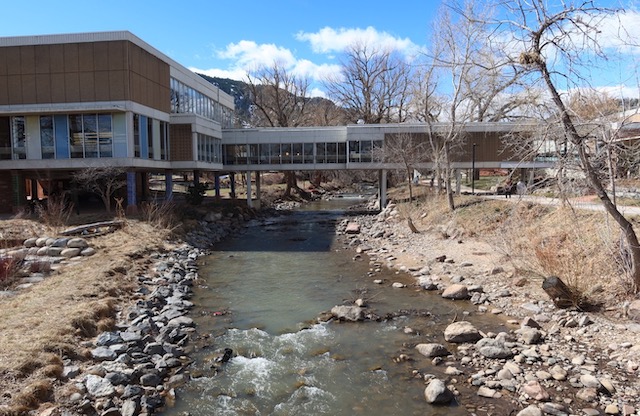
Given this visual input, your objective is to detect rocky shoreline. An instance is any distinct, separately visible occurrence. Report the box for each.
[337,202,640,416]
[16,197,640,416]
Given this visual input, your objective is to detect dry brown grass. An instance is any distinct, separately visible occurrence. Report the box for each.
[0,219,170,410]
[400,194,630,308]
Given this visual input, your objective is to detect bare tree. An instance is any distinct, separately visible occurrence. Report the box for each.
[246,61,312,197]
[479,0,640,290]
[374,132,430,200]
[323,42,414,124]
[72,166,127,213]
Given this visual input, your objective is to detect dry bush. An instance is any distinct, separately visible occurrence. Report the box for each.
[13,379,53,409]
[0,256,22,287]
[35,194,73,228]
[140,199,179,231]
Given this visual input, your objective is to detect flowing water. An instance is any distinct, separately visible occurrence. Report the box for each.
[164,197,510,415]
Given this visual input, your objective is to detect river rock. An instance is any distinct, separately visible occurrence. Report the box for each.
[517,327,543,344]
[415,343,450,358]
[628,300,640,322]
[331,305,364,321]
[345,222,361,234]
[60,247,81,258]
[121,399,141,416]
[576,387,598,402]
[81,247,96,256]
[91,346,117,361]
[517,405,543,416]
[580,374,602,389]
[477,386,498,398]
[442,284,469,300]
[476,338,513,359]
[522,380,550,401]
[424,379,454,404]
[85,374,115,398]
[444,321,481,343]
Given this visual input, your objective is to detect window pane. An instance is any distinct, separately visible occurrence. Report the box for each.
[98,114,112,157]
[83,114,98,158]
[40,116,55,159]
[69,114,83,158]
[11,116,26,160]
[0,117,11,160]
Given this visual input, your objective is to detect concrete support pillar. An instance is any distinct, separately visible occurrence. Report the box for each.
[229,173,236,199]
[379,169,387,209]
[126,171,137,214]
[193,169,200,186]
[165,171,173,201]
[11,171,25,212]
[214,173,221,198]
[246,171,253,208]
[255,171,261,207]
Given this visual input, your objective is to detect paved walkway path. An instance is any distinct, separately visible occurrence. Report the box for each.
[481,192,640,217]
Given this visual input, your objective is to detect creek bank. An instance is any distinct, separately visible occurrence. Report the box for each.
[37,207,263,416]
[335,202,640,415]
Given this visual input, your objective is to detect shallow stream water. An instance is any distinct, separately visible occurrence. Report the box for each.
[164,198,511,415]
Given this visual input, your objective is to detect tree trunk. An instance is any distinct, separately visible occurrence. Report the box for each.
[540,64,640,291]
[444,143,455,211]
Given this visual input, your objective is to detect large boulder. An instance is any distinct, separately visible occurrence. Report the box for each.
[345,222,361,234]
[444,321,481,343]
[415,343,450,358]
[331,305,364,321]
[424,379,454,404]
[85,375,115,398]
[442,284,469,300]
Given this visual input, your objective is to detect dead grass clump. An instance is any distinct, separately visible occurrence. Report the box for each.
[140,199,179,231]
[41,363,63,379]
[35,193,73,229]
[13,379,53,409]
[0,256,22,287]
[96,317,116,333]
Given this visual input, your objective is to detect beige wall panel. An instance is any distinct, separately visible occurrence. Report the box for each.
[108,41,126,70]
[36,74,52,102]
[64,72,80,102]
[109,70,127,99]
[7,74,22,104]
[63,43,79,72]
[22,73,38,104]
[78,43,94,72]
[79,72,95,101]
[130,72,141,104]
[129,45,141,74]
[170,124,193,161]
[0,76,8,105]
[6,47,21,75]
[50,73,66,102]
[34,45,51,74]
[0,49,7,76]
[20,46,35,74]
[94,71,110,101]
[94,42,109,70]
[49,44,65,73]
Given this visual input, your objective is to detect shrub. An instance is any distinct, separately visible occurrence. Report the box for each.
[140,199,179,230]
[186,183,207,205]
[35,193,73,227]
[0,256,22,286]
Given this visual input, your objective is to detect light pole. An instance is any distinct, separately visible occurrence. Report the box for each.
[471,143,477,195]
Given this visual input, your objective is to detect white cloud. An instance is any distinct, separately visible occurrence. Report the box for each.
[188,66,248,81]
[296,26,421,56]
[597,9,640,54]
[217,40,297,70]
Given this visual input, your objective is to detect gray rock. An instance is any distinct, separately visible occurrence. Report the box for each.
[516,405,543,416]
[67,238,89,249]
[81,247,97,256]
[122,385,143,399]
[442,284,469,300]
[140,373,162,387]
[576,387,598,402]
[580,374,602,389]
[476,338,513,359]
[331,305,364,321]
[96,332,124,347]
[121,399,140,416]
[144,342,165,356]
[62,365,81,380]
[477,386,498,398]
[517,327,543,344]
[91,346,117,361]
[85,374,115,398]
[51,238,69,247]
[60,247,81,258]
[444,321,481,343]
[424,379,454,405]
[24,237,38,247]
[167,316,194,327]
[415,343,449,358]
[35,237,49,247]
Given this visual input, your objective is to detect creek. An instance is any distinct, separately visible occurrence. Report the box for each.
[164,197,511,415]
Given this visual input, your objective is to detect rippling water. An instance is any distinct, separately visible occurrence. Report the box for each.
[164,199,508,415]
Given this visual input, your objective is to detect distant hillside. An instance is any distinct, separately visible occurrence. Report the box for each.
[197,74,349,126]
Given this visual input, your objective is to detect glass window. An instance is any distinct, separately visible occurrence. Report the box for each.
[327,143,337,163]
[98,114,112,158]
[0,117,11,160]
[269,143,280,164]
[304,143,314,163]
[337,142,347,163]
[40,116,55,159]
[147,118,153,159]
[83,114,98,158]
[133,114,140,158]
[69,114,83,158]
[292,143,303,163]
[281,143,292,164]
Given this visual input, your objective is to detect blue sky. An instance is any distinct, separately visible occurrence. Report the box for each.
[1,0,639,98]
